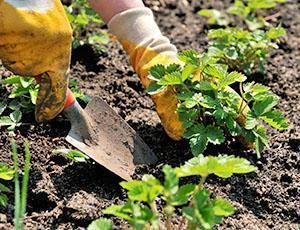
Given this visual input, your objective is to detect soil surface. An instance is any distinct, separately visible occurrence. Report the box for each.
[0,0,299,229]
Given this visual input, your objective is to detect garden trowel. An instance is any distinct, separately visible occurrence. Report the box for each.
[62,89,157,181]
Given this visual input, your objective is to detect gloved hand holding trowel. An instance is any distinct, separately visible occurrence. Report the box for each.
[0,0,250,180]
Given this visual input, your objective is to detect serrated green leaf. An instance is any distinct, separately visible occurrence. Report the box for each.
[253,95,279,116]
[87,218,113,230]
[169,183,196,206]
[212,198,235,216]
[184,98,198,109]
[0,116,15,127]
[204,64,227,79]
[261,110,288,130]
[193,81,214,91]
[120,175,163,203]
[219,71,246,88]
[189,135,208,156]
[0,75,21,85]
[146,82,167,95]
[149,64,166,81]
[245,112,259,130]
[205,125,225,145]
[175,155,257,178]
[0,163,14,180]
[157,72,182,85]
[267,26,286,39]
[182,64,196,82]
[10,110,22,123]
[178,50,199,66]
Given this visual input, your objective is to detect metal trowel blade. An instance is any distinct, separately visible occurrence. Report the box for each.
[65,97,157,181]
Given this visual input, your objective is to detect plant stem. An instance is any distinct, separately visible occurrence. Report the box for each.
[20,140,30,219]
[11,139,21,230]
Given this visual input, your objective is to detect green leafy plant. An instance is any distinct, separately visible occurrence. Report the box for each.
[227,0,286,30]
[88,218,113,230]
[199,0,286,30]
[0,75,89,134]
[207,26,286,74]
[0,162,14,206]
[52,148,90,163]
[11,139,31,230]
[147,50,288,157]
[95,154,256,230]
[0,75,38,133]
[64,0,109,50]
[198,9,230,26]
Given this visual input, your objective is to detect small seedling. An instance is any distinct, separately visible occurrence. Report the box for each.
[207,26,286,74]
[200,0,286,31]
[0,162,14,206]
[64,0,109,51]
[147,50,288,157]
[227,0,286,30]
[0,75,90,134]
[11,139,31,230]
[0,75,38,133]
[96,154,256,229]
[52,148,90,163]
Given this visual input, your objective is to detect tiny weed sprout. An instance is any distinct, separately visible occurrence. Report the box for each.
[11,139,31,230]
[52,148,90,163]
[199,0,286,31]
[95,155,256,230]
[207,26,286,74]
[0,162,14,206]
[64,0,109,51]
[147,50,288,157]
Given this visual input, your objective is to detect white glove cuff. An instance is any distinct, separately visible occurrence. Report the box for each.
[108,7,177,57]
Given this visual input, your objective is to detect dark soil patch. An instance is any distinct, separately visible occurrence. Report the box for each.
[0,0,299,229]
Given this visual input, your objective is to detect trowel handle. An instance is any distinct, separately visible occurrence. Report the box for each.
[64,88,76,110]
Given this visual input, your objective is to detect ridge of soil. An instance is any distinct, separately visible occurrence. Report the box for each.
[0,0,299,229]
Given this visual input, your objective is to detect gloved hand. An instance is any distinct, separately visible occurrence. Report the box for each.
[108,7,249,141]
[0,0,72,122]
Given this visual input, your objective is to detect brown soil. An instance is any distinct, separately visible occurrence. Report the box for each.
[0,0,299,229]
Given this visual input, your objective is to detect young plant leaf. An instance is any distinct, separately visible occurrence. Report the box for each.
[87,218,113,230]
[175,155,257,178]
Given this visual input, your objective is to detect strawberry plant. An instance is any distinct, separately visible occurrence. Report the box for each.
[227,0,286,30]
[64,0,109,51]
[0,75,38,133]
[147,50,288,157]
[93,154,256,229]
[0,75,89,134]
[0,162,14,206]
[199,0,286,30]
[207,26,286,74]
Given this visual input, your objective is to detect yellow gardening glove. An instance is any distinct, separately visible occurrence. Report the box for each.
[109,7,249,141]
[0,0,72,122]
